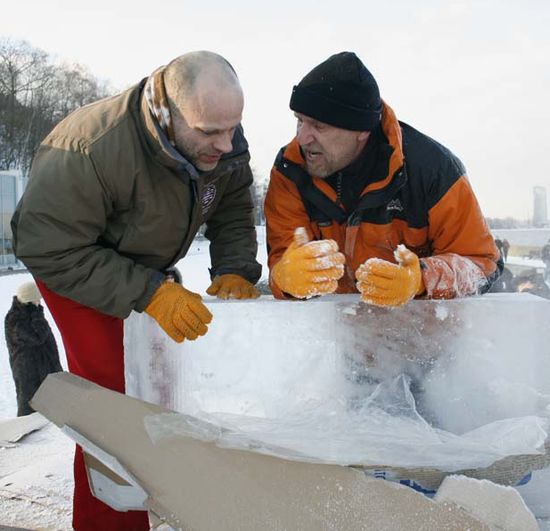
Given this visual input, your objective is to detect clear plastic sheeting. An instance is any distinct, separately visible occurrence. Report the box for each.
[125,293,550,471]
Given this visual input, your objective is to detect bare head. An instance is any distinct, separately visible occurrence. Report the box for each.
[164,51,244,171]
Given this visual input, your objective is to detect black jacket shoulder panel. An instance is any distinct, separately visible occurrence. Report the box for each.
[400,122,465,211]
[274,124,467,232]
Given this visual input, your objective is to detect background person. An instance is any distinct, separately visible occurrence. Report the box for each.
[502,238,510,262]
[541,239,550,281]
[5,281,62,417]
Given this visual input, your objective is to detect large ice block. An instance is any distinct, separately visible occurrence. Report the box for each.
[124,293,550,472]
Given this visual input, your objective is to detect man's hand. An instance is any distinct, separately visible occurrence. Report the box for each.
[356,245,425,306]
[145,282,213,343]
[206,274,260,299]
[271,227,345,298]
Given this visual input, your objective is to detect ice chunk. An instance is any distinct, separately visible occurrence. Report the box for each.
[515,466,550,517]
[125,295,348,418]
[124,293,550,471]
[435,475,538,531]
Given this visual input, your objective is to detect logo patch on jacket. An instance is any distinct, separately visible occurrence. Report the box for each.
[386,199,403,212]
[201,184,217,214]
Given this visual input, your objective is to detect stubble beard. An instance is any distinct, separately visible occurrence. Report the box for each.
[177,142,216,172]
[304,159,332,179]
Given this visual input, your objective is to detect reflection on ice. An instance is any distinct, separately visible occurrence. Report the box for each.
[125,293,550,471]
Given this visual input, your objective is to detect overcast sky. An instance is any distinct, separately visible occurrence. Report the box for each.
[3,0,550,219]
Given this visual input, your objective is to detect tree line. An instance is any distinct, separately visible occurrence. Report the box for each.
[0,38,111,173]
[486,217,530,229]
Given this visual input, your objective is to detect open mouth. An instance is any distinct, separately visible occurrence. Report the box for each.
[304,150,323,162]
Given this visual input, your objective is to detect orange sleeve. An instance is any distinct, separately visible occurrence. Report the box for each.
[423,175,500,299]
[264,167,314,299]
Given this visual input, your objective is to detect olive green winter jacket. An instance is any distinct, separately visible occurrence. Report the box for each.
[11,81,261,318]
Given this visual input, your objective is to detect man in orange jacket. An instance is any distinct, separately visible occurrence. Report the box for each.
[265,52,502,305]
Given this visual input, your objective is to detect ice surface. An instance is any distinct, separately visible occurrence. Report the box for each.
[516,466,550,517]
[435,475,538,530]
[126,295,346,418]
[124,292,550,471]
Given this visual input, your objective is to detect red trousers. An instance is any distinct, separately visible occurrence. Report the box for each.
[37,280,149,531]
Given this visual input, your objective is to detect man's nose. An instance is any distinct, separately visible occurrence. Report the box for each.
[296,122,314,145]
[213,132,234,154]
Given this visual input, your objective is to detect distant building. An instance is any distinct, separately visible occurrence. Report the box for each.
[533,186,548,227]
[0,170,28,268]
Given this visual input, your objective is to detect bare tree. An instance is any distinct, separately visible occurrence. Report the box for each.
[0,38,112,172]
[0,38,53,170]
[52,62,110,120]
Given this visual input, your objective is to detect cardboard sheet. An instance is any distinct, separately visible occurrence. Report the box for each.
[31,372,489,530]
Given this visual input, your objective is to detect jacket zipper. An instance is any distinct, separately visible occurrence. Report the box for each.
[336,172,343,205]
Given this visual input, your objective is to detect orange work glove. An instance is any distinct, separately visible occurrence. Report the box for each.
[355,245,425,306]
[271,227,345,298]
[206,274,260,299]
[144,282,213,343]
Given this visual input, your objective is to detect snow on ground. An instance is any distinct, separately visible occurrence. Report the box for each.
[0,234,267,530]
[0,422,74,530]
[506,256,546,270]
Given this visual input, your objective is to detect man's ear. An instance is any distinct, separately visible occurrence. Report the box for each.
[357,131,371,142]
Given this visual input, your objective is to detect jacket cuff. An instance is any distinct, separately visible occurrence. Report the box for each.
[209,264,262,285]
[134,270,166,312]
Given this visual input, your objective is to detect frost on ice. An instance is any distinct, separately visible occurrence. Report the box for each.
[125,293,550,472]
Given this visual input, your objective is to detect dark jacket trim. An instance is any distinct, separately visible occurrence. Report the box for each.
[274,149,348,224]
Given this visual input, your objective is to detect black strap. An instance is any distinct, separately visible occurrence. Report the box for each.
[275,148,408,227]
[275,149,348,225]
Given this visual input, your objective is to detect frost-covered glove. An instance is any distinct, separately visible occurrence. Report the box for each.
[271,227,345,299]
[206,274,260,299]
[356,245,425,306]
[145,282,213,343]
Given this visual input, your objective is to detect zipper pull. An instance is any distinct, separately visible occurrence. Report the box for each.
[347,210,361,226]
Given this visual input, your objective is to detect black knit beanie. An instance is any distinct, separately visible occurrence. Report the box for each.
[289,52,382,131]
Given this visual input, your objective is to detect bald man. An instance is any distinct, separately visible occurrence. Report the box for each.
[11,51,261,530]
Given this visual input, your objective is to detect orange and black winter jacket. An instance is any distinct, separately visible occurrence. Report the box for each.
[265,102,502,299]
